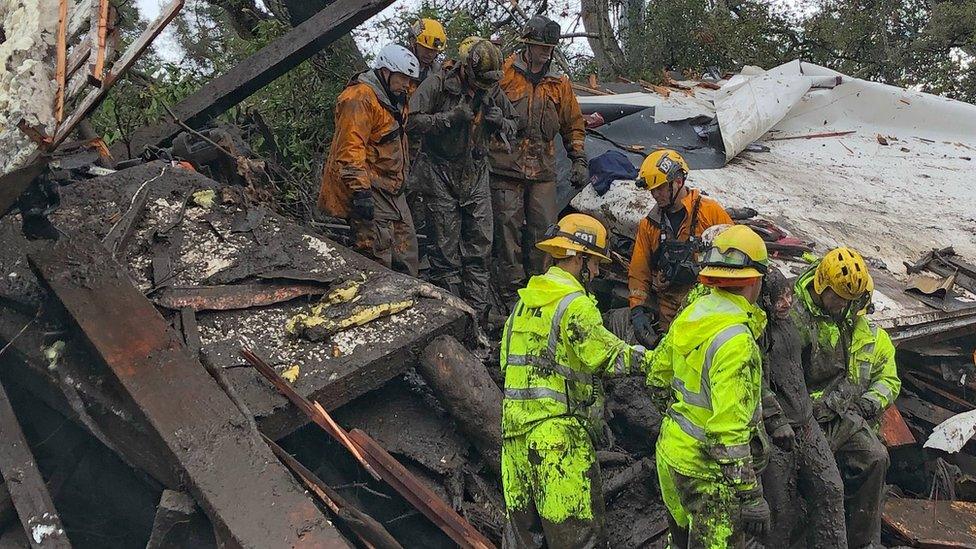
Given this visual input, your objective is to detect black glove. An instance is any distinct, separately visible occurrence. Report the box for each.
[350,189,374,220]
[770,423,796,452]
[631,306,662,349]
[484,105,504,126]
[449,103,474,125]
[854,396,881,421]
[570,158,590,189]
[739,491,771,538]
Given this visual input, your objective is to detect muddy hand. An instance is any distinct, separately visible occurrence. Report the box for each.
[771,423,796,452]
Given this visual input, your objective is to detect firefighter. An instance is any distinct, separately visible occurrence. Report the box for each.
[408,18,447,82]
[318,44,420,275]
[501,213,652,548]
[489,15,588,307]
[647,224,771,548]
[406,36,516,323]
[628,149,733,348]
[404,18,448,264]
[792,247,900,548]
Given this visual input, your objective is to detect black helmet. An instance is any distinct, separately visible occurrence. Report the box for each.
[520,15,560,47]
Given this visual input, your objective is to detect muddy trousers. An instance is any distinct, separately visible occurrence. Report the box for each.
[349,188,419,276]
[657,458,746,549]
[821,414,890,549]
[502,417,608,549]
[490,176,557,305]
[762,418,848,549]
[417,155,493,318]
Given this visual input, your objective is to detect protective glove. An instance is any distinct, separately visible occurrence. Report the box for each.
[350,189,374,221]
[631,306,662,349]
[483,105,504,126]
[770,423,796,452]
[570,158,590,189]
[854,396,881,421]
[449,103,474,125]
[739,491,771,538]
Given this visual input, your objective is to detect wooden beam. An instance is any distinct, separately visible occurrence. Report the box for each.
[879,405,916,448]
[0,378,72,548]
[52,0,184,148]
[883,498,976,548]
[122,0,394,155]
[54,0,69,123]
[28,235,349,549]
[88,0,111,86]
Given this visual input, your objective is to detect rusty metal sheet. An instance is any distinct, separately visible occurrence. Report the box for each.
[883,498,976,548]
[880,405,916,448]
[28,234,349,549]
[154,281,328,311]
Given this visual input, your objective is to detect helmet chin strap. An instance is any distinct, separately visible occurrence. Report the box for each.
[579,256,592,295]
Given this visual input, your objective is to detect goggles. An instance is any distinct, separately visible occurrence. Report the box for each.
[701,246,768,274]
[543,224,609,257]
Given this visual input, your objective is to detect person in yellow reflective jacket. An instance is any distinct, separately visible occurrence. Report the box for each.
[501,213,653,548]
[792,247,900,548]
[648,225,772,548]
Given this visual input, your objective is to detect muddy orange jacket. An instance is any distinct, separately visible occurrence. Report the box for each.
[628,188,732,323]
[318,70,409,218]
[489,54,585,183]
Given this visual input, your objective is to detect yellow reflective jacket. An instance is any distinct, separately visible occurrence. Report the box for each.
[648,289,768,491]
[501,266,651,439]
[792,265,901,411]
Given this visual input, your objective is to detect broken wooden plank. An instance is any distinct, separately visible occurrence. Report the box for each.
[347,429,495,549]
[155,281,328,311]
[145,490,215,549]
[54,0,69,123]
[880,405,916,447]
[241,348,379,480]
[53,0,184,148]
[883,498,976,548]
[101,173,153,257]
[27,235,349,548]
[263,435,403,549]
[88,0,111,85]
[0,378,72,548]
[766,130,857,141]
[123,0,393,155]
[898,393,956,427]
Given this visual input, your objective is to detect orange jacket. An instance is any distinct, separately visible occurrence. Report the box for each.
[489,54,585,183]
[318,70,409,218]
[628,188,732,322]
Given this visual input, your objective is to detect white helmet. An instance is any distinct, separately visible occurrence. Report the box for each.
[374,44,420,79]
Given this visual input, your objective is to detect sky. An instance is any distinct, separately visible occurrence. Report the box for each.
[136,0,601,63]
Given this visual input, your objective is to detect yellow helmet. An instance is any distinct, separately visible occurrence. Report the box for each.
[636,149,689,191]
[410,18,447,52]
[458,36,503,89]
[536,213,611,263]
[699,225,768,280]
[814,247,872,301]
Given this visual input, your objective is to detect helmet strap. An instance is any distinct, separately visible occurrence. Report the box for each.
[580,256,592,295]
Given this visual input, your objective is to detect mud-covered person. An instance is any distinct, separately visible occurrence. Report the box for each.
[759,269,847,548]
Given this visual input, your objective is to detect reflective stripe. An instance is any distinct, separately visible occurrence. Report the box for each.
[857,360,872,388]
[507,354,592,384]
[613,352,626,375]
[668,409,706,441]
[505,387,568,404]
[709,443,751,461]
[547,292,583,356]
[869,381,893,401]
[672,324,751,411]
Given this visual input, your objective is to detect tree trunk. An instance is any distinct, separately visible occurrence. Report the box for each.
[418,335,502,476]
[581,0,627,76]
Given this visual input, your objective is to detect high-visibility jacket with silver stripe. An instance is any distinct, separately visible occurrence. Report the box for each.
[648,288,768,490]
[793,266,901,411]
[501,267,650,439]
